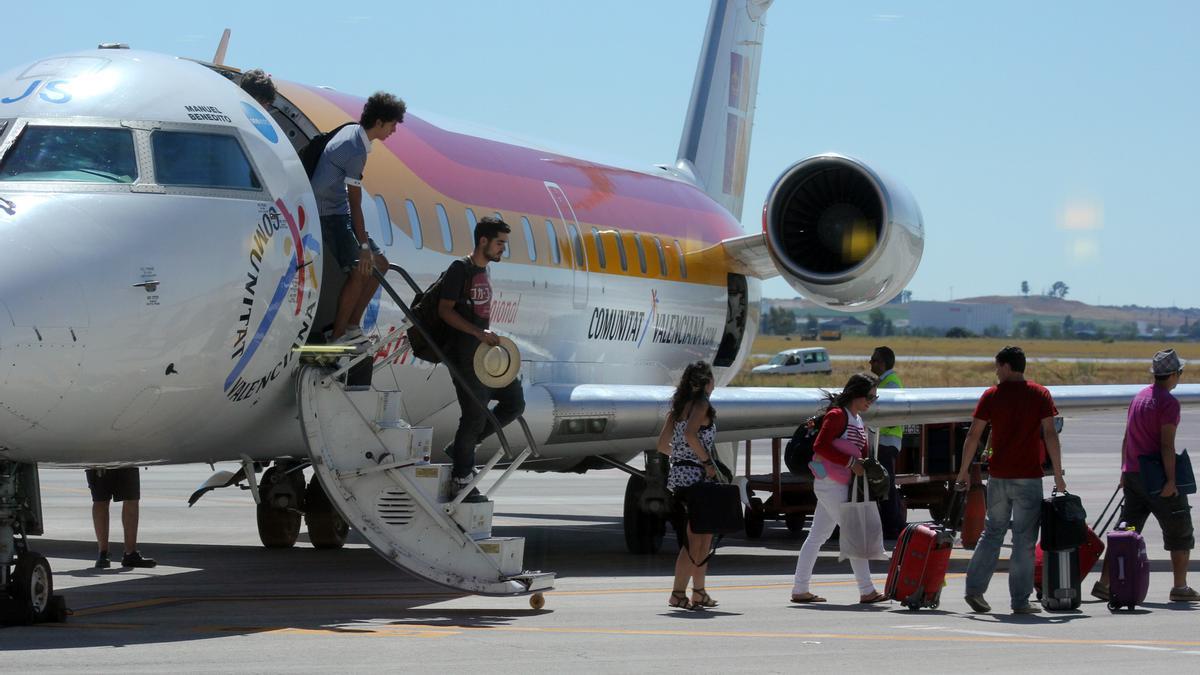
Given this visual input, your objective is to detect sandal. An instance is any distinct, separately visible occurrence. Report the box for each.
[859,591,887,604]
[668,590,695,610]
[790,593,826,603]
[692,588,718,608]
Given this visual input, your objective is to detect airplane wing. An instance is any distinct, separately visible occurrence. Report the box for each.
[718,232,778,280]
[539,383,1200,444]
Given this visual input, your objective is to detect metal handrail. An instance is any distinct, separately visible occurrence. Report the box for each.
[372,264,541,466]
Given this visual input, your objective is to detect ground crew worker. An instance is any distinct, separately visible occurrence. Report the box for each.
[869,346,906,539]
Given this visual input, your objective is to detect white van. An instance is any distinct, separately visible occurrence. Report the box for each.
[751,347,833,375]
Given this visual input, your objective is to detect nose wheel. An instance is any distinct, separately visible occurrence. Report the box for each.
[3,552,66,625]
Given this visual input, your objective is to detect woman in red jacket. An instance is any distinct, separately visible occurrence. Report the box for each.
[790,372,886,604]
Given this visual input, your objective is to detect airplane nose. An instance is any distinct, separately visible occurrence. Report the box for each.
[0,196,89,440]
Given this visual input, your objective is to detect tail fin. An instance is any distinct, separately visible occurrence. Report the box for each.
[676,0,772,222]
[212,28,231,66]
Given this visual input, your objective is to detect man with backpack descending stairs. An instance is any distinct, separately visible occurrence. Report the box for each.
[434,217,526,504]
[307,91,407,346]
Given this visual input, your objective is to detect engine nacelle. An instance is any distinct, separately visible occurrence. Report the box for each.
[762,154,923,310]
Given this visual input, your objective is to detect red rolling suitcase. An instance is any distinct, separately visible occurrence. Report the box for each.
[885,490,964,610]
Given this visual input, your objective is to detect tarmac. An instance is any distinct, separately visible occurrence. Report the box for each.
[3,409,1199,672]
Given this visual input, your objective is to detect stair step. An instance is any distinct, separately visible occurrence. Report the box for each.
[298,365,555,596]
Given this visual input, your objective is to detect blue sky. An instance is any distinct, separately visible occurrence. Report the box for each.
[5,1,1197,307]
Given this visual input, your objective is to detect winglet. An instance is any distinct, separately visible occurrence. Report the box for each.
[212,28,231,66]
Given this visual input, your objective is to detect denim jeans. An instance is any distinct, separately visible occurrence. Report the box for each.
[447,362,525,479]
[965,477,1043,608]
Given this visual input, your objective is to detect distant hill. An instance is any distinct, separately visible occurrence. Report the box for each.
[763,295,1199,330]
[957,295,1197,328]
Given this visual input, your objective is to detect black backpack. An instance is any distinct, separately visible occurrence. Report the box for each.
[783,409,847,475]
[406,259,468,363]
[300,122,355,179]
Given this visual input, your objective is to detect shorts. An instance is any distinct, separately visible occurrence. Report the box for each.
[1121,471,1194,551]
[86,467,140,503]
[320,214,381,272]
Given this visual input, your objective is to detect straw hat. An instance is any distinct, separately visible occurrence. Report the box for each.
[473,336,521,388]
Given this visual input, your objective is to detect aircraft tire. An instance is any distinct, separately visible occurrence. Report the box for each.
[256,465,304,548]
[256,503,301,548]
[744,498,765,539]
[623,474,665,554]
[305,478,349,550]
[4,552,53,625]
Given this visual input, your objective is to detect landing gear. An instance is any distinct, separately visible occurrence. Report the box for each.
[623,452,670,554]
[6,553,55,624]
[744,497,765,539]
[1,461,66,625]
[256,463,306,549]
[305,476,348,549]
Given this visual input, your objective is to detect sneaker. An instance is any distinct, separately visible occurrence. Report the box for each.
[1012,605,1042,615]
[344,326,364,340]
[1091,581,1110,601]
[452,477,488,504]
[94,552,110,569]
[121,551,157,568]
[964,595,991,613]
[1169,586,1200,602]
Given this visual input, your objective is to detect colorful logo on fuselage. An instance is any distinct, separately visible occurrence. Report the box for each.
[241,101,278,143]
[224,199,320,401]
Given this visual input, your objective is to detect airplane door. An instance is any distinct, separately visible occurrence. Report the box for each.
[544,182,588,308]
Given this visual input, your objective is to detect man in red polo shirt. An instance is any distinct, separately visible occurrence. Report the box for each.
[955,346,1066,614]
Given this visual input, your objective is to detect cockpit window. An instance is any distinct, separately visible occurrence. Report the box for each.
[0,126,137,183]
[152,131,261,190]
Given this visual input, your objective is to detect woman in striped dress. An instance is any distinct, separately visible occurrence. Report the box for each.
[790,372,886,604]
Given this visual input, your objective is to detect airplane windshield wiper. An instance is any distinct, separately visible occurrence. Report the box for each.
[74,168,127,183]
[0,195,14,215]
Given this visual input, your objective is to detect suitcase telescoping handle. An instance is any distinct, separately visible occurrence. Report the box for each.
[944,484,968,532]
[1093,485,1125,533]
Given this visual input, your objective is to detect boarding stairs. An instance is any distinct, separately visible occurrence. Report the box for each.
[296,264,554,600]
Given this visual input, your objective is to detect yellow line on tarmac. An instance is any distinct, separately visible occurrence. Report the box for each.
[71,576,908,617]
[72,622,1200,648]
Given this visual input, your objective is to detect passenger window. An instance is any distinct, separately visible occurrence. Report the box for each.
[436,203,454,251]
[152,131,260,189]
[404,199,424,250]
[521,216,537,261]
[373,195,394,247]
[804,353,818,364]
[632,233,647,274]
[653,237,668,276]
[0,126,137,183]
[675,239,687,278]
[545,219,562,265]
[591,228,607,269]
[615,232,629,271]
[567,224,585,270]
[464,208,478,249]
[494,212,510,258]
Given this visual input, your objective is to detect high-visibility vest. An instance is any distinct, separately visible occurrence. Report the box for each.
[879,371,903,440]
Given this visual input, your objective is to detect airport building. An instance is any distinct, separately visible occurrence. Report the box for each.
[907,301,1013,336]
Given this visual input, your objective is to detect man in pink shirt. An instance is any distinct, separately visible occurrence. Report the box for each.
[1093,349,1198,603]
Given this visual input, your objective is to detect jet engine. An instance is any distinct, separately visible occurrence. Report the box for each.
[762,154,923,310]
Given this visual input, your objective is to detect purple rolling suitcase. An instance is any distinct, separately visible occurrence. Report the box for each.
[1105,528,1149,611]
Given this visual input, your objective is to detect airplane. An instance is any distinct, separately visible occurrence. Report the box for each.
[1,0,1196,623]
